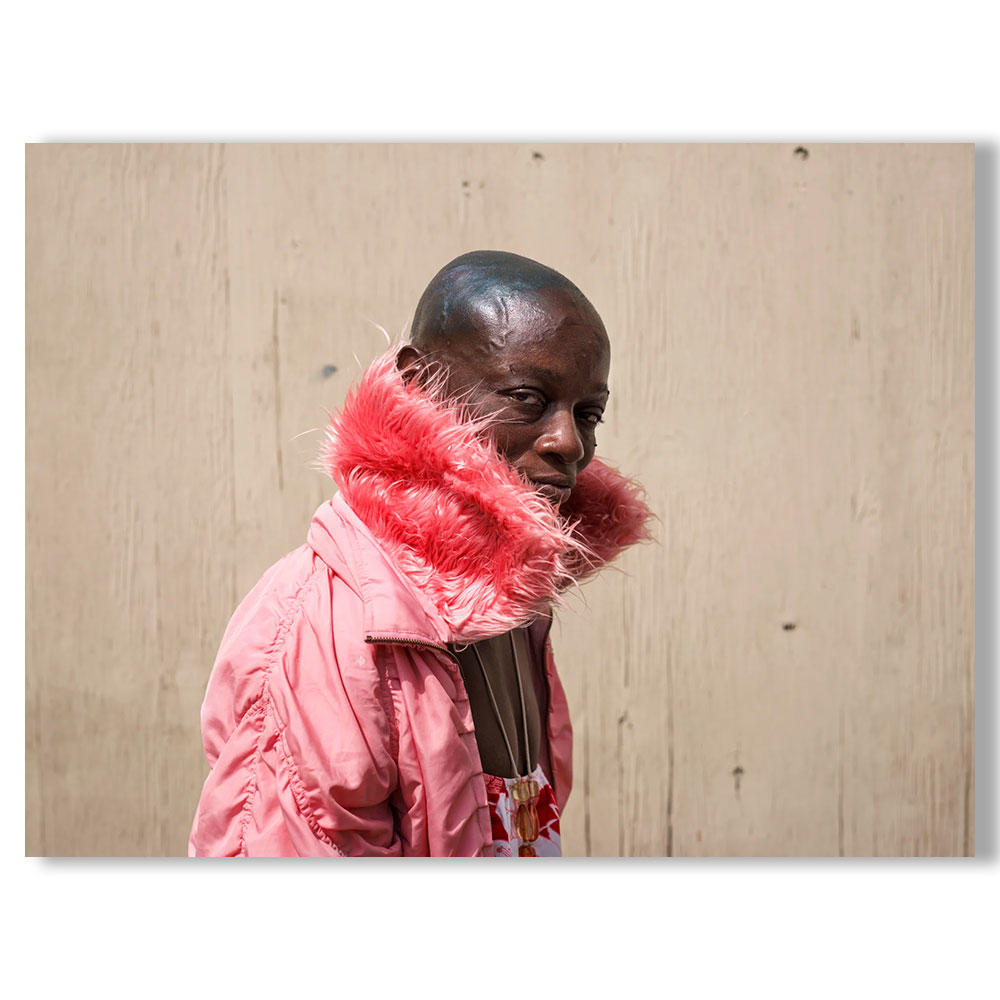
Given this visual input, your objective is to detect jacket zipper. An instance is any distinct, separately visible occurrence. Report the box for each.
[366,634,460,664]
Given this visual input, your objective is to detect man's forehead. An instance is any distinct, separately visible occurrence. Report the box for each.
[454,288,606,356]
[473,315,611,391]
[452,318,609,377]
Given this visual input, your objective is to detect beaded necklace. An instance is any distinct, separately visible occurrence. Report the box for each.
[470,631,541,857]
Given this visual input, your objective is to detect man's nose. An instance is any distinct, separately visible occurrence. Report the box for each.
[536,408,585,465]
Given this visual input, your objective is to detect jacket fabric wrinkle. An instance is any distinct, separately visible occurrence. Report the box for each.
[189,346,653,857]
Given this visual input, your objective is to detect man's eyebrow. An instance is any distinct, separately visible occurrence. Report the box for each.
[507,365,610,396]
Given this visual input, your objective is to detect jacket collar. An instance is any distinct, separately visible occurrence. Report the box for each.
[310,346,653,645]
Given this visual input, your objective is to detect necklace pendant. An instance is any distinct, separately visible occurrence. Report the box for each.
[511,777,539,803]
[514,799,539,846]
[513,777,540,847]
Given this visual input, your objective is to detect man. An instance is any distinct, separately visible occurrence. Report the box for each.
[189,250,652,857]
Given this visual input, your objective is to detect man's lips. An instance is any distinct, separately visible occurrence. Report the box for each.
[529,479,574,505]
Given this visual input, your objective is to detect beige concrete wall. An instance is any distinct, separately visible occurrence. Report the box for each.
[25,143,974,856]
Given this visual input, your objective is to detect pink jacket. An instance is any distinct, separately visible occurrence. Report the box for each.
[189,347,652,857]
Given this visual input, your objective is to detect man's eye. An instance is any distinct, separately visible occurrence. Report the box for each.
[579,411,605,427]
[505,390,545,407]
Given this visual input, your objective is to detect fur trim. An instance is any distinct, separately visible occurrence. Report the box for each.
[318,346,653,639]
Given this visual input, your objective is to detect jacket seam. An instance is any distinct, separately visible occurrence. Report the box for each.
[267,695,347,857]
[251,566,326,704]
[234,566,327,856]
[236,699,266,857]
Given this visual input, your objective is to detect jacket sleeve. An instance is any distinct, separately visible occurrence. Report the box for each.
[188,559,401,857]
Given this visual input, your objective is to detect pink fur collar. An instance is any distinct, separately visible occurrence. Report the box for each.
[319,347,653,640]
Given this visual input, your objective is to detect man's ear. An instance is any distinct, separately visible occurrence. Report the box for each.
[397,344,451,395]
[395,344,424,385]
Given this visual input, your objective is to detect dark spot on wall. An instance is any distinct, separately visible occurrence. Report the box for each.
[732,765,744,793]
[794,146,809,160]
[321,364,338,379]
[532,151,544,161]
[461,179,469,187]
[782,622,797,631]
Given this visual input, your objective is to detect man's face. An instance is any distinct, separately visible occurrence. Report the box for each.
[401,287,611,506]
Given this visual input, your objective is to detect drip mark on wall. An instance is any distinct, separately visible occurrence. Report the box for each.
[617,709,627,856]
[272,290,285,491]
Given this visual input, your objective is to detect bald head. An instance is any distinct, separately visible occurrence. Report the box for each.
[409,250,605,351]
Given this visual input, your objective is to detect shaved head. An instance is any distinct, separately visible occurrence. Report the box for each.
[409,250,604,351]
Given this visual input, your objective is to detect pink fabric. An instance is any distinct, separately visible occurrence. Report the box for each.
[189,346,652,857]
